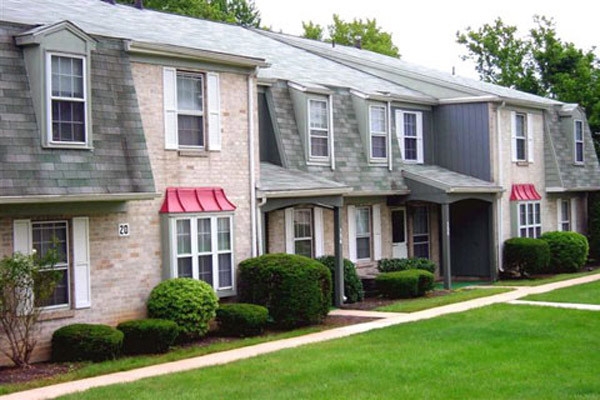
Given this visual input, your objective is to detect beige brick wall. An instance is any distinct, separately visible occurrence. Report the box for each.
[0,62,257,365]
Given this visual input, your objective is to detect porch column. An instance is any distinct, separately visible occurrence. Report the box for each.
[441,203,452,290]
[333,205,344,307]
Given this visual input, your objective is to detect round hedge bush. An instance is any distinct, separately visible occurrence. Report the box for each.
[238,253,331,329]
[147,278,218,340]
[375,269,435,299]
[315,256,364,304]
[540,231,589,273]
[216,303,269,337]
[52,324,123,362]
[503,237,550,276]
[117,318,179,355]
[377,258,437,274]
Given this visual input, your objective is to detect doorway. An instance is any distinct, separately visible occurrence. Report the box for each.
[391,208,408,258]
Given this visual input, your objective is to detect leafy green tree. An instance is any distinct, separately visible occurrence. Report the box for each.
[457,16,600,132]
[302,14,400,57]
[117,0,261,27]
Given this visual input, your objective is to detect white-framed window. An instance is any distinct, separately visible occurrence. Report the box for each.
[574,120,584,163]
[355,206,372,261]
[31,221,70,308]
[511,111,535,163]
[176,72,204,148]
[514,113,527,161]
[396,110,423,163]
[559,199,571,231]
[518,202,541,238]
[294,209,313,258]
[174,215,233,290]
[413,206,430,259]
[47,53,87,145]
[308,98,330,159]
[369,104,387,160]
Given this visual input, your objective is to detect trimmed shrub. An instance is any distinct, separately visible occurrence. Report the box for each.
[375,269,435,299]
[117,319,179,355]
[503,237,551,276]
[52,324,123,362]
[147,278,218,341]
[238,253,331,329]
[377,258,437,274]
[216,303,269,337]
[315,256,364,303]
[540,231,589,273]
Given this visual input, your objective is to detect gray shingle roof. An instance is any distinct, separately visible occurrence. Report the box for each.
[258,162,350,195]
[258,30,562,107]
[0,22,155,200]
[402,164,502,193]
[2,0,433,102]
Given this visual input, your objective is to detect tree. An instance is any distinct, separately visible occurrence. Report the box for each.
[0,250,60,367]
[117,0,261,27]
[302,14,400,57]
[457,16,600,132]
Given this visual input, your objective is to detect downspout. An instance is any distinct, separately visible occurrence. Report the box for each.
[248,68,258,257]
[496,101,506,274]
[256,196,267,255]
[329,93,335,171]
[387,101,393,171]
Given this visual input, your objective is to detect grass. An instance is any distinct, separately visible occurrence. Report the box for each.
[494,268,600,286]
[523,279,600,305]
[0,327,324,396]
[56,304,600,400]
[376,288,512,313]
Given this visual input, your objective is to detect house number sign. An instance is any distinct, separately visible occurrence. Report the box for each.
[118,223,130,237]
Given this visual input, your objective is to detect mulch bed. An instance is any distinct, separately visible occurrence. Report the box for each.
[0,314,376,386]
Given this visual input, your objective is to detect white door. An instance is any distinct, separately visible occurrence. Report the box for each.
[392,209,408,259]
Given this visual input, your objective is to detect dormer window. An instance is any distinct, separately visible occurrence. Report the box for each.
[574,120,584,163]
[369,105,387,160]
[396,110,423,163]
[49,54,87,144]
[308,98,329,158]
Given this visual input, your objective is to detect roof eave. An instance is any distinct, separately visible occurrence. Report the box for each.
[0,192,160,205]
[257,187,352,199]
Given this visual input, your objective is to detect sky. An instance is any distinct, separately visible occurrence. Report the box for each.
[254,0,599,79]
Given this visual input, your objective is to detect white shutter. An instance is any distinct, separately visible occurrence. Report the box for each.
[206,72,221,151]
[347,205,357,262]
[284,208,294,254]
[395,110,405,161]
[372,204,382,261]
[527,113,534,163]
[163,67,178,150]
[13,219,32,255]
[73,217,91,309]
[511,111,518,162]
[571,197,578,232]
[314,207,325,257]
[416,112,424,164]
[557,199,563,231]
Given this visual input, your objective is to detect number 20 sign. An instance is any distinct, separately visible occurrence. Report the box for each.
[118,223,130,237]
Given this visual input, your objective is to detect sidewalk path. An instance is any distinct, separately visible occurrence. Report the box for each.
[4,273,600,400]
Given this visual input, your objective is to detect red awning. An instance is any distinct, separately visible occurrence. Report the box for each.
[509,184,542,201]
[159,187,236,213]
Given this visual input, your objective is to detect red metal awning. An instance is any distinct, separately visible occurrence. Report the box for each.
[159,187,236,213]
[509,184,542,201]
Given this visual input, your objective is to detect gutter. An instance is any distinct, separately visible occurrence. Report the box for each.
[0,192,159,205]
[257,187,352,199]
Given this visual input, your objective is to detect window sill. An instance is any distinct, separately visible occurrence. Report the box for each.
[39,308,76,322]
[516,161,530,166]
[178,149,208,157]
[572,162,585,167]
[43,143,93,151]
[307,160,330,166]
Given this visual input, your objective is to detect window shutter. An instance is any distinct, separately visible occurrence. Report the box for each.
[557,199,563,231]
[314,207,325,257]
[527,113,534,163]
[347,205,357,262]
[284,208,294,254]
[395,110,405,160]
[13,219,32,255]
[416,113,424,164]
[372,204,382,261]
[571,197,578,232]
[163,67,178,150]
[206,72,221,151]
[73,217,91,309]
[510,111,518,162]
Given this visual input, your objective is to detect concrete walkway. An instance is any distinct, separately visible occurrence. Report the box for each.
[4,272,600,400]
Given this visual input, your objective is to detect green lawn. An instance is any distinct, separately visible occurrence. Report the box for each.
[57,304,600,400]
[376,288,512,313]
[494,269,600,287]
[523,279,600,305]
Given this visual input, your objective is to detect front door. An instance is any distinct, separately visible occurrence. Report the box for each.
[391,209,408,259]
